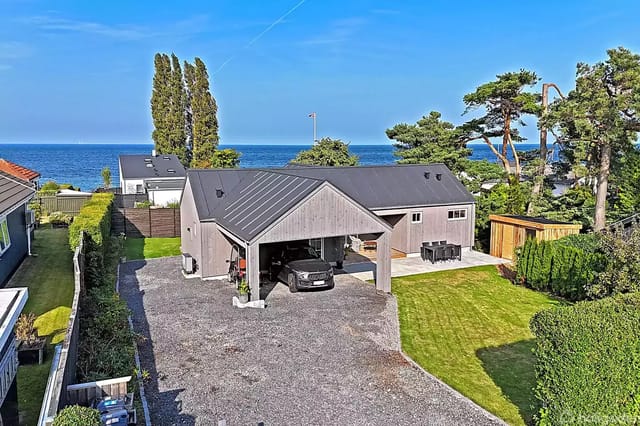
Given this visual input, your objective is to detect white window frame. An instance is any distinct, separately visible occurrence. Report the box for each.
[447,209,467,221]
[0,217,10,256]
[411,212,422,224]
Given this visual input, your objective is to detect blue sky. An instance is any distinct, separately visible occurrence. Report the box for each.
[0,0,638,145]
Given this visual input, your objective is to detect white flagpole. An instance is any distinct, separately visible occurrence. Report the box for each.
[313,113,317,144]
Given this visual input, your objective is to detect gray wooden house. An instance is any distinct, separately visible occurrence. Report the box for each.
[180,164,475,301]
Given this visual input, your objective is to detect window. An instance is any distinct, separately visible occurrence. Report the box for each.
[135,184,143,194]
[411,212,422,223]
[447,209,467,220]
[308,238,323,257]
[0,217,10,255]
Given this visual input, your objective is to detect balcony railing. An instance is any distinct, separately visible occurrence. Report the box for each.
[0,338,18,405]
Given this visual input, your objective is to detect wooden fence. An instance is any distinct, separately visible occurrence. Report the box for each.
[112,207,180,237]
[35,195,92,216]
[38,233,85,426]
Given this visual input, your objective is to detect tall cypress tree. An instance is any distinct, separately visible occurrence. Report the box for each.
[187,57,219,168]
[151,53,172,154]
[168,53,188,165]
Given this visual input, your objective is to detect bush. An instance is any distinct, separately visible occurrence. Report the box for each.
[52,405,101,426]
[28,201,42,222]
[588,228,640,298]
[530,294,640,425]
[49,211,72,226]
[40,180,60,192]
[134,200,152,208]
[515,234,605,300]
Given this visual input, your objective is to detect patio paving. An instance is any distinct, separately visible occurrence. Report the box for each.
[120,257,504,425]
[344,250,509,281]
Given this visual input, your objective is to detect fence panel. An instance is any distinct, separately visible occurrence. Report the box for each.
[111,207,180,238]
[36,195,91,216]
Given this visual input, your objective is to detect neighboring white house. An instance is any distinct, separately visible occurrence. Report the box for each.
[118,152,186,206]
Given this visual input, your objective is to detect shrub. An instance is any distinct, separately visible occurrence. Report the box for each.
[166,200,180,208]
[530,294,640,425]
[134,200,152,208]
[53,405,101,426]
[588,228,640,298]
[49,211,72,226]
[515,234,605,300]
[40,180,60,192]
[28,201,42,222]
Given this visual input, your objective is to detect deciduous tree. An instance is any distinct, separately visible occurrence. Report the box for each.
[151,53,172,154]
[211,148,241,168]
[292,138,359,166]
[186,57,220,168]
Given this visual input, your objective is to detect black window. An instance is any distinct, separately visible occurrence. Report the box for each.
[411,212,422,223]
[448,209,467,220]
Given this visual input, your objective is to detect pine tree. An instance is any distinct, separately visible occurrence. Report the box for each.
[168,53,188,165]
[151,53,172,154]
[187,57,220,168]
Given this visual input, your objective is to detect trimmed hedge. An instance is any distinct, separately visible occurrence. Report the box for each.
[52,405,101,426]
[516,234,605,301]
[68,193,114,251]
[530,294,640,425]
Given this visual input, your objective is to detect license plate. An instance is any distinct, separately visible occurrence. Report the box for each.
[313,280,325,285]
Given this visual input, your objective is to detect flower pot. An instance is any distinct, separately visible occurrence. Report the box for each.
[238,293,249,304]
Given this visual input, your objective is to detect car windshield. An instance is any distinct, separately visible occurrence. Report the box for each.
[286,246,319,260]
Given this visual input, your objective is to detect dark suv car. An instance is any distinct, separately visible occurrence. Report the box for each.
[270,245,335,292]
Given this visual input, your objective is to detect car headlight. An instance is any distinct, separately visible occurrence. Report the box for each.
[298,271,309,279]
[328,269,333,277]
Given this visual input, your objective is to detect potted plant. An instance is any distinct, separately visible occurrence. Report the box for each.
[238,279,250,304]
[16,313,46,364]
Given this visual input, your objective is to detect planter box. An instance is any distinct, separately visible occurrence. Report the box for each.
[17,339,46,365]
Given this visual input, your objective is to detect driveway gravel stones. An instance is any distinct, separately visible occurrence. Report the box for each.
[120,257,504,426]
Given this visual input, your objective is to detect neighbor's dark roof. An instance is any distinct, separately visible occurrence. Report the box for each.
[119,154,186,179]
[0,170,35,214]
[186,164,474,241]
[499,215,575,225]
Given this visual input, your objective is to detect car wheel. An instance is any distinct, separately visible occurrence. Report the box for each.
[327,280,335,290]
[288,273,298,293]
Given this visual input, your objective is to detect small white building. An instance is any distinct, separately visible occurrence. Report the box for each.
[118,152,186,206]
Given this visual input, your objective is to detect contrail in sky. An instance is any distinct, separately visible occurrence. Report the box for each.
[214,0,308,74]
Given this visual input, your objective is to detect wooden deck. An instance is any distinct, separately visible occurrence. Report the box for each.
[350,247,406,262]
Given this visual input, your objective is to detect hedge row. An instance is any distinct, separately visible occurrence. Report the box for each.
[68,192,114,251]
[530,294,640,425]
[516,234,605,301]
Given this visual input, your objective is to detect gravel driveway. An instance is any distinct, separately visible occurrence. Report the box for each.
[120,257,503,426]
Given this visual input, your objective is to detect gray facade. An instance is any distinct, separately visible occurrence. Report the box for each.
[0,205,29,285]
[180,164,475,301]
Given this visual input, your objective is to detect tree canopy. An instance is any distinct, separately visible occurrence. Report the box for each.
[291,138,359,166]
[462,69,541,177]
[211,148,241,168]
[544,47,640,230]
[386,111,471,173]
[151,52,237,169]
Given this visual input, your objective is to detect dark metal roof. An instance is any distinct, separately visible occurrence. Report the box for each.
[211,171,323,240]
[278,164,475,210]
[0,170,35,214]
[119,154,186,179]
[186,164,474,241]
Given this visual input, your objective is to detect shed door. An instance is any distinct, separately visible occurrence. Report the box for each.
[502,225,515,260]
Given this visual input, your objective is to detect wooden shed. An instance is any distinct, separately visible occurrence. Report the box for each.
[489,215,582,260]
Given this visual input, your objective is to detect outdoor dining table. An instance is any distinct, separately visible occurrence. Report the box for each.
[421,243,462,264]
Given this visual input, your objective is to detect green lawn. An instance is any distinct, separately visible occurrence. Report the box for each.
[393,265,564,425]
[124,237,181,260]
[7,226,74,426]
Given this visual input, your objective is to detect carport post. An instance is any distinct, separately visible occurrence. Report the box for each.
[375,231,391,293]
[247,243,260,302]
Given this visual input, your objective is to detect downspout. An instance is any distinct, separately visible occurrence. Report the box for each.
[27,223,32,256]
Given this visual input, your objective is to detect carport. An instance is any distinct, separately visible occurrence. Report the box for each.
[181,169,392,301]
